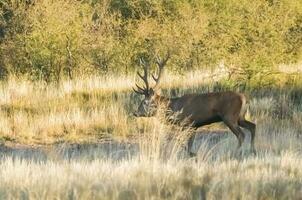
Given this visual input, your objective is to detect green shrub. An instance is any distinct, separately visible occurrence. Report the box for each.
[0,0,301,84]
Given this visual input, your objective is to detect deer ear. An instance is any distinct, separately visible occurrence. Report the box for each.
[149,88,155,96]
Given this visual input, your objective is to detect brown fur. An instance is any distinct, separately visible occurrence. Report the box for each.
[133,53,256,156]
[136,91,256,156]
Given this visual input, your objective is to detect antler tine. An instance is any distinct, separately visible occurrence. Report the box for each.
[134,58,150,96]
[135,83,146,93]
[153,52,170,89]
[133,87,145,95]
[155,51,170,67]
[139,58,150,91]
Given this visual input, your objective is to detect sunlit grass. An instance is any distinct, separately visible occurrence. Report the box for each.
[0,70,302,199]
[0,140,302,199]
[0,69,229,144]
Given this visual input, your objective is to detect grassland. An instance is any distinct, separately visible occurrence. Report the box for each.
[0,68,229,144]
[1,69,302,199]
[1,0,302,199]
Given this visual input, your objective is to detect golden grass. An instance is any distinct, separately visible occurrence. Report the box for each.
[0,152,301,199]
[0,131,302,200]
[0,70,302,199]
[0,69,229,144]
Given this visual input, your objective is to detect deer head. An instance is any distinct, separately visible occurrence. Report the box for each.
[133,52,170,117]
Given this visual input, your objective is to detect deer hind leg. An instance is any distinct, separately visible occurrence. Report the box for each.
[238,119,256,155]
[223,118,245,150]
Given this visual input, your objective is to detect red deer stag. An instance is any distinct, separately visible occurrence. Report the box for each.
[133,53,256,156]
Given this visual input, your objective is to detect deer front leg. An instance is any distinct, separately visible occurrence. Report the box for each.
[187,134,196,157]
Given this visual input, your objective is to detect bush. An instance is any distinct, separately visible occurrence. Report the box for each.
[0,0,301,84]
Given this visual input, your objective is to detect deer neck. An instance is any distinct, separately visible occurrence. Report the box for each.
[154,95,170,108]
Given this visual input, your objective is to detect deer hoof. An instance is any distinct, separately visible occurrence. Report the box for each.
[189,152,197,157]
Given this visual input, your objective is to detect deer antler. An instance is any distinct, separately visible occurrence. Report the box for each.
[152,51,170,90]
[133,58,150,96]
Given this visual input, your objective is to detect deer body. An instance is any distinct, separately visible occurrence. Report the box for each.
[133,53,256,156]
[168,92,245,127]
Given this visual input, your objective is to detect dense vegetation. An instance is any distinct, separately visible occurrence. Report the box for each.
[0,0,302,84]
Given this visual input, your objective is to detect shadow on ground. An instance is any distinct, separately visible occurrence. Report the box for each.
[0,130,240,162]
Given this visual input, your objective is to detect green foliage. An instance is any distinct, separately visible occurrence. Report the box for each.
[0,0,302,83]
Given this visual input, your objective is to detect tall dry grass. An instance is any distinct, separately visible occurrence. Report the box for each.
[0,124,302,199]
[0,70,302,199]
[0,68,227,144]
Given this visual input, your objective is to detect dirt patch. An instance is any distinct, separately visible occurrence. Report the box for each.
[0,130,233,162]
